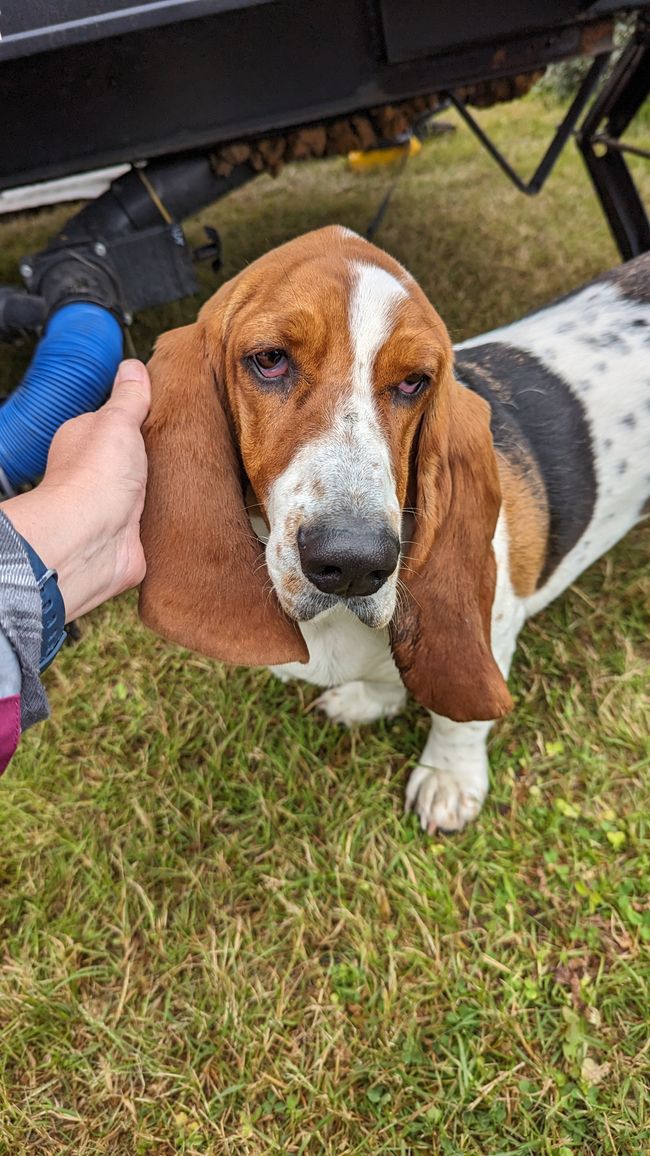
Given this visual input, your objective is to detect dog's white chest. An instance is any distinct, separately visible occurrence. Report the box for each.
[270,605,400,689]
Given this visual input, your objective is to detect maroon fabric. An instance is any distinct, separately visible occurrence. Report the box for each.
[0,694,21,775]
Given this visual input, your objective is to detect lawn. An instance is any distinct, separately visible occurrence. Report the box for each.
[0,95,649,1155]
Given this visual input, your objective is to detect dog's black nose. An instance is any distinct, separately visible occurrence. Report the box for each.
[298,520,400,597]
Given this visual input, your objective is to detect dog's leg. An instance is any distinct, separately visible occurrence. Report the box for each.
[405,643,520,834]
[315,681,407,725]
[404,715,493,833]
[406,521,525,833]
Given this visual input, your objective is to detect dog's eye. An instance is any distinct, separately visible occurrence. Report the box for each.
[252,349,289,379]
[397,374,428,397]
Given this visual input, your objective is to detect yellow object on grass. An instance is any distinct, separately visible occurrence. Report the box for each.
[347,136,422,171]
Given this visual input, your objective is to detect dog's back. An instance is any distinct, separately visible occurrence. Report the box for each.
[455,252,650,616]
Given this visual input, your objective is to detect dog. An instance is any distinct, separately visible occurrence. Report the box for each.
[139,227,649,833]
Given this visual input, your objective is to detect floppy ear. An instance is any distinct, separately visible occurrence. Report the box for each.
[139,320,308,666]
[390,370,513,723]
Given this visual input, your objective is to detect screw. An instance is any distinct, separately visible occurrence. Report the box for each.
[94,242,107,257]
[20,262,32,279]
[123,312,133,326]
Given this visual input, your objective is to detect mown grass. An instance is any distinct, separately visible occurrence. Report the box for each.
[0,96,648,1155]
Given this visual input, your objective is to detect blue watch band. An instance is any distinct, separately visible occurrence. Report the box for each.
[17,535,67,672]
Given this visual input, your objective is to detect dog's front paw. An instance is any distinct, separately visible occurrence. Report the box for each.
[315,681,405,726]
[404,765,486,834]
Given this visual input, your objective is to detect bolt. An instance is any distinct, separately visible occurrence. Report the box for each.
[123,312,133,326]
[94,242,107,257]
[20,262,32,279]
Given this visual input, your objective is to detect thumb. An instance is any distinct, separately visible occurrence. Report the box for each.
[107,359,151,426]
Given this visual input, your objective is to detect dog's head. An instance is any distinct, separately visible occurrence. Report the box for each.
[140,226,512,722]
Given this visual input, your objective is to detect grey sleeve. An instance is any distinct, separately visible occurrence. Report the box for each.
[0,510,49,729]
[0,625,21,698]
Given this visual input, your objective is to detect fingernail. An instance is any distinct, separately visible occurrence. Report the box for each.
[116,359,147,383]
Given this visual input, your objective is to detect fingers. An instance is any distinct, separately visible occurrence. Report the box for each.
[106,359,151,427]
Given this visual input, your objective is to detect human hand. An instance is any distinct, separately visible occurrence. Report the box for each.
[3,360,150,621]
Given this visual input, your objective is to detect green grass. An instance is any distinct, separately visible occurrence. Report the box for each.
[0,97,649,1154]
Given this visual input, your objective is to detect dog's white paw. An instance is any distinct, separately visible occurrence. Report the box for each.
[315,681,405,726]
[404,765,486,834]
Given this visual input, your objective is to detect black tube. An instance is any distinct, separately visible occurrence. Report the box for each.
[0,288,46,339]
[58,154,256,242]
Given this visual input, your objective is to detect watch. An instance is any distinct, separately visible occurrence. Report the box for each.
[17,535,67,672]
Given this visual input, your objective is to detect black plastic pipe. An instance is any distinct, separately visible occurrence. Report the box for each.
[58,154,256,241]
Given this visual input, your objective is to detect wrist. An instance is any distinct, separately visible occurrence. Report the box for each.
[2,488,108,621]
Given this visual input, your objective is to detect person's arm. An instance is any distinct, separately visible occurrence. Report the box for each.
[0,359,150,751]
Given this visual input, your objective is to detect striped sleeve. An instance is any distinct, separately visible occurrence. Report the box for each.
[0,510,49,729]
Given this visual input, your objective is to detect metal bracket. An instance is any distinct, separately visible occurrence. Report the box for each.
[444,22,649,261]
[192,225,222,272]
[443,54,609,197]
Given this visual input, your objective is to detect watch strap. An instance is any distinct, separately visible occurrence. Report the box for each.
[17,535,67,672]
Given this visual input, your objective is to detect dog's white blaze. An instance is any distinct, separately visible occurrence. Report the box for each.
[336,225,361,241]
[349,261,408,391]
[339,260,409,517]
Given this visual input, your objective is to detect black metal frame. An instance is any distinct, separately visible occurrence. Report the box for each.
[441,18,649,260]
[577,13,650,259]
[1,6,648,330]
[0,2,622,193]
[444,55,609,197]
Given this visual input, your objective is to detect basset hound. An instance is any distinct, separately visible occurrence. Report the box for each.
[139,227,650,834]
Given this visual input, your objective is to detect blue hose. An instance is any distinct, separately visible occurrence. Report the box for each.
[0,302,123,490]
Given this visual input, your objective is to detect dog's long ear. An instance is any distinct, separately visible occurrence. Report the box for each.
[139,320,308,666]
[390,367,512,722]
